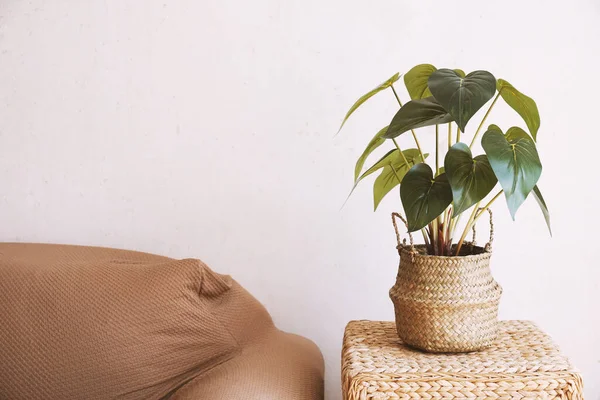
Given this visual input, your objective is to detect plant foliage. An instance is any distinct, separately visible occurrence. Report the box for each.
[337,63,549,256]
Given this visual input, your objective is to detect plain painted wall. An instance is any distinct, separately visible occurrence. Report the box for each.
[1,1,599,398]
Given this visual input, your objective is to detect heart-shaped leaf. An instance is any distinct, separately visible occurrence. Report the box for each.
[532,185,552,235]
[445,143,498,215]
[482,126,542,219]
[487,123,503,134]
[372,149,425,210]
[358,149,397,181]
[337,72,400,134]
[497,79,540,140]
[383,97,453,139]
[404,65,466,99]
[344,148,394,203]
[351,148,424,190]
[404,64,436,100]
[428,69,497,132]
[400,163,453,232]
[373,166,400,211]
[354,126,388,181]
[454,69,466,78]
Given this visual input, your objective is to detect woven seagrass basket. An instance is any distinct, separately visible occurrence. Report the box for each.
[389,212,502,353]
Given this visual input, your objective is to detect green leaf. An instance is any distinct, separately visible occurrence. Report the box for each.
[404,64,436,100]
[383,97,453,139]
[354,126,388,181]
[482,126,542,219]
[497,79,540,140]
[372,150,426,210]
[428,69,497,132]
[344,149,396,202]
[360,148,423,182]
[358,149,397,181]
[353,147,422,186]
[337,72,400,133]
[444,143,498,215]
[487,124,503,134]
[400,163,453,232]
[532,185,552,236]
[373,166,400,211]
[403,65,466,99]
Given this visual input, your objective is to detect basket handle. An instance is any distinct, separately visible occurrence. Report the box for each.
[471,208,494,252]
[391,212,415,255]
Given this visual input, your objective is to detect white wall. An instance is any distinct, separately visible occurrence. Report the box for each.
[1,1,599,398]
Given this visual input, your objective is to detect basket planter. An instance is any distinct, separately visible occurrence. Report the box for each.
[389,212,502,353]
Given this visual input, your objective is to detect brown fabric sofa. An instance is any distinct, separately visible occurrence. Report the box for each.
[0,243,324,400]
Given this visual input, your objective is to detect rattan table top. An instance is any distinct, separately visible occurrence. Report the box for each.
[342,320,583,400]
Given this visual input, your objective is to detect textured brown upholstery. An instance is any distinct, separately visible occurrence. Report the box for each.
[0,243,324,400]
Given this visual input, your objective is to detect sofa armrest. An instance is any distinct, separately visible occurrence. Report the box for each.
[171,331,324,400]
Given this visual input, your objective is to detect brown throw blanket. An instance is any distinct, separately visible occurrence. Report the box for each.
[0,243,324,400]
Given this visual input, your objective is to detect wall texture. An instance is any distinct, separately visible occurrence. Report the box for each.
[1,1,599,398]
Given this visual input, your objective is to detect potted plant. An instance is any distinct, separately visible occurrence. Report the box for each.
[337,64,551,353]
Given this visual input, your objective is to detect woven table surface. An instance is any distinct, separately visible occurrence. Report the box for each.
[342,320,583,400]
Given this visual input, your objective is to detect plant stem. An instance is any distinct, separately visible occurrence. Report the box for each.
[469,92,501,149]
[455,203,480,255]
[445,206,454,253]
[422,227,431,253]
[391,85,403,106]
[456,126,461,143]
[432,219,440,255]
[391,85,425,161]
[447,123,452,150]
[449,212,461,242]
[437,204,450,256]
[435,124,439,175]
[456,190,503,255]
[389,162,403,184]
[455,190,503,255]
[392,139,410,166]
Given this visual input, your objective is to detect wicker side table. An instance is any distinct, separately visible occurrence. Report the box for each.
[342,320,583,400]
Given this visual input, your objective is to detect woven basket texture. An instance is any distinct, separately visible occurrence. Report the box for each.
[389,244,502,353]
[342,320,583,400]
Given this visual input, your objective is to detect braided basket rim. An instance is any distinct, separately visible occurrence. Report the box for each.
[399,244,491,261]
